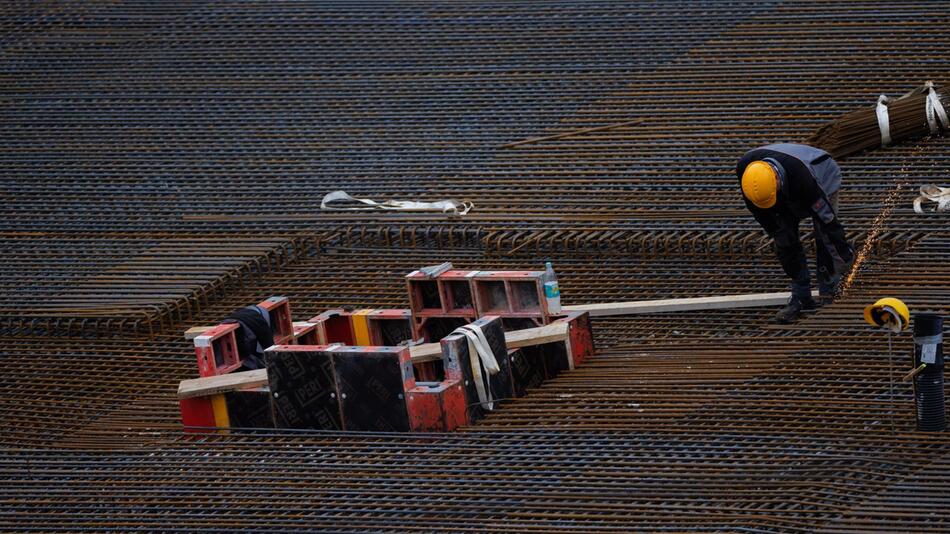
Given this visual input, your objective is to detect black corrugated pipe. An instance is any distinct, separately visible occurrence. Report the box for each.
[913,313,945,432]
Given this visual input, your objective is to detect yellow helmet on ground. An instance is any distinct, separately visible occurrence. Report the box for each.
[741,160,779,209]
[863,297,910,332]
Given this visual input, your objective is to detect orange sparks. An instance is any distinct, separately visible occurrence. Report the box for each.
[840,143,927,293]
[841,182,905,293]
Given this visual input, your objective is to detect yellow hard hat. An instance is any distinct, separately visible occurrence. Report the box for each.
[741,160,778,209]
[863,297,910,332]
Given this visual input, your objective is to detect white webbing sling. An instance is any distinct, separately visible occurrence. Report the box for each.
[924,81,950,134]
[452,323,501,410]
[913,184,950,214]
[321,190,473,216]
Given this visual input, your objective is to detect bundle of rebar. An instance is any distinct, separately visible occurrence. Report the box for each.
[808,82,950,159]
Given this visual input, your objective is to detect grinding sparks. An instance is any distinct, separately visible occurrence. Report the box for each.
[842,143,931,293]
[842,182,905,292]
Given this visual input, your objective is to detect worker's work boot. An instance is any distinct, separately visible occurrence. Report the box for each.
[775,295,819,324]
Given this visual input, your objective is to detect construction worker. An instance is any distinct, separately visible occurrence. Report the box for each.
[737,143,854,323]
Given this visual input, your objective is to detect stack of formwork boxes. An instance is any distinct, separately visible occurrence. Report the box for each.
[302,309,414,347]
[193,296,296,377]
[179,278,595,434]
[263,315,515,432]
[183,296,298,432]
[407,269,557,341]
[406,269,574,382]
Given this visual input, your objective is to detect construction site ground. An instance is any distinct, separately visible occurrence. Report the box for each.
[1,1,949,532]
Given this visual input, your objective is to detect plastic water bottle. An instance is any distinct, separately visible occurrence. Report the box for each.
[542,261,561,314]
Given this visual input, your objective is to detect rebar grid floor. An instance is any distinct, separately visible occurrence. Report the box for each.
[2,0,950,531]
[1,239,948,531]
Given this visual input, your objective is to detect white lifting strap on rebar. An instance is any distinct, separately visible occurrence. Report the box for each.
[876,94,892,146]
[320,190,473,216]
[914,184,950,214]
[453,323,501,411]
[924,81,949,133]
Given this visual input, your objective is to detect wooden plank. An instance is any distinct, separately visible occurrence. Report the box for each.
[178,369,268,399]
[502,321,569,348]
[184,325,214,340]
[408,322,568,364]
[562,290,820,318]
[408,342,442,362]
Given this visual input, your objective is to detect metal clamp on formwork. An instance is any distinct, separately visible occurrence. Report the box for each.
[452,323,501,410]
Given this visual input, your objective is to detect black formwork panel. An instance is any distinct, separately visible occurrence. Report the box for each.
[224,389,275,429]
[265,349,342,430]
[265,346,412,432]
[508,348,545,397]
[332,347,412,432]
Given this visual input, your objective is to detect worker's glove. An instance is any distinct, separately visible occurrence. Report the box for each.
[820,219,853,271]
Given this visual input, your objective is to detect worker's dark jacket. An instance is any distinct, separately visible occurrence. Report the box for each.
[736,143,854,289]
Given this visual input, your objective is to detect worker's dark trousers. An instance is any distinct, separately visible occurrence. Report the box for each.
[773,193,842,300]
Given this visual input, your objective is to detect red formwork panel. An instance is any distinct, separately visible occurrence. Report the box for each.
[292,321,320,345]
[406,378,467,432]
[406,319,472,432]
[554,311,595,368]
[257,296,295,345]
[194,322,241,377]
[472,271,550,323]
[179,396,215,431]
[439,378,469,430]
[406,386,442,431]
[363,308,439,379]
[366,309,414,346]
[438,326,473,430]
[406,269,549,340]
[437,270,478,315]
[307,309,356,345]
[192,296,296,377]
[406,270,477,342]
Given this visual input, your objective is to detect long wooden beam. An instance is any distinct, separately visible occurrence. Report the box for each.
[562,290,819,318]
[184,291,816,339]
[178,322,569,398]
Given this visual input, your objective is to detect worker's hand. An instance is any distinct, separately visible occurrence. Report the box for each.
[835,242,855,274]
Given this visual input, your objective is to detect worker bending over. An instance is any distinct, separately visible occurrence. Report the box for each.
[737,143,854,323]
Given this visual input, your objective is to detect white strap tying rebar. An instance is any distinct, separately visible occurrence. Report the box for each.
[875,95,892,146]
[913,184,950,214]
[453,323,501,410]
[320,190,473,216]
[924,81,949,133]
